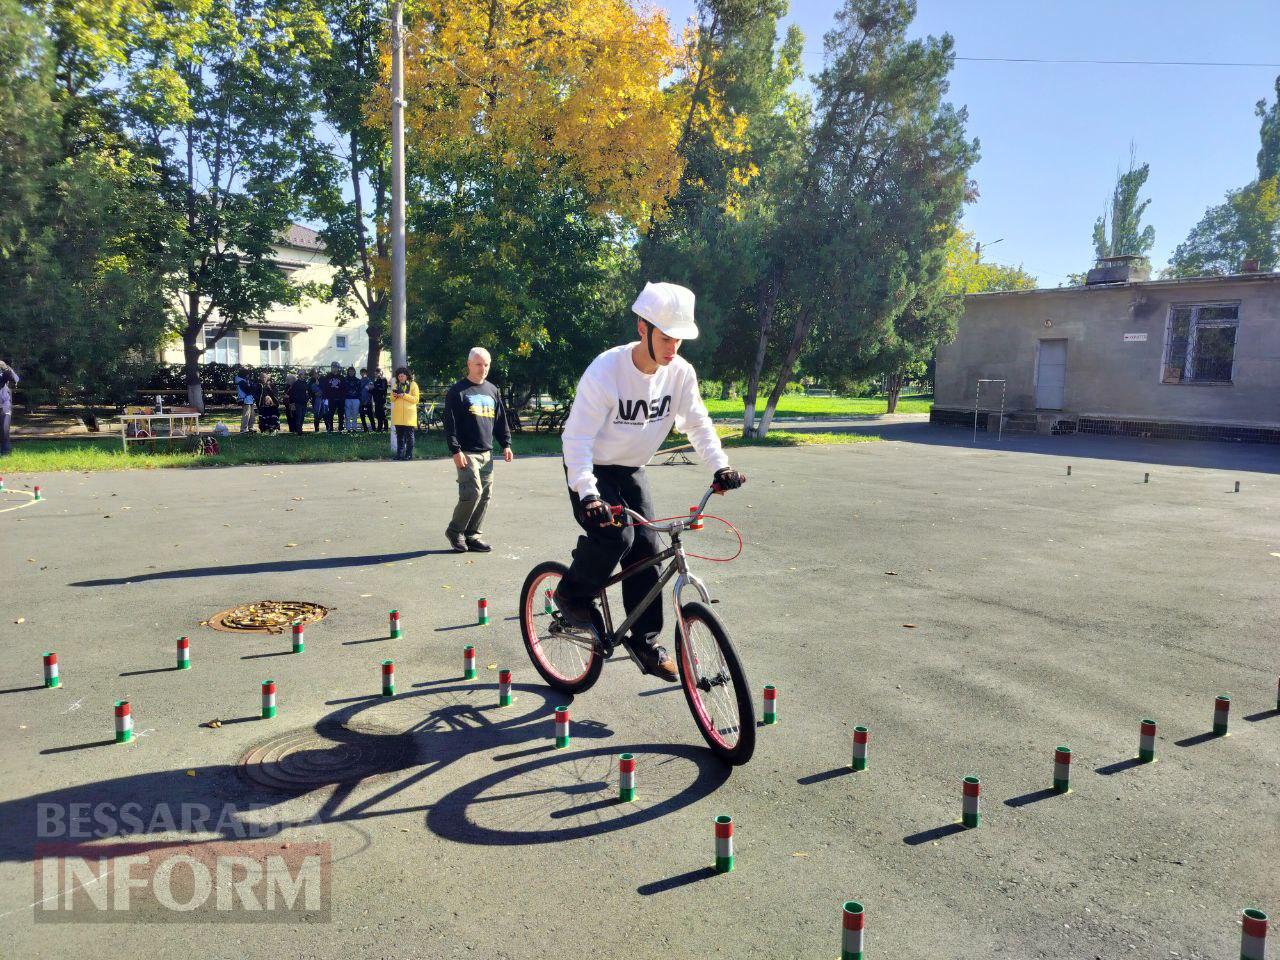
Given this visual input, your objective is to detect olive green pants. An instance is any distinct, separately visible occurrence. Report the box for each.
[448,450,494,538]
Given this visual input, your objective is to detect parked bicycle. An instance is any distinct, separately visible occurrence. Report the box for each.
[518,484,755,765]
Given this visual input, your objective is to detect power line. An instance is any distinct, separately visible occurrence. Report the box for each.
[956,56,1280,68]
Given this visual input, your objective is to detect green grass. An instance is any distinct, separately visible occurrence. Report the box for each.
[2,424,877,473]
[704,394,933,418]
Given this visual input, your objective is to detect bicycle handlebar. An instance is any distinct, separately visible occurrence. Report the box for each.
[607,483,723,533]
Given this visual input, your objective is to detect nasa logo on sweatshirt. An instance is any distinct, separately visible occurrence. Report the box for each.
[615,395,672,425]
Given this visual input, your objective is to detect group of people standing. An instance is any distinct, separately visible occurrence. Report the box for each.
[235,363,393,435]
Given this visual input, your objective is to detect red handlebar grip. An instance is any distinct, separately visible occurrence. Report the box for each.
[609,504,624,517]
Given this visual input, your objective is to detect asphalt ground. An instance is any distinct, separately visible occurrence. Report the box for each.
[0,429,1277,959]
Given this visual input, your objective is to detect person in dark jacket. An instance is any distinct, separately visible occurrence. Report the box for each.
[0,358,18,456]
[256,376,280,434]
[343,367,363,433]
[309,371,327,431]
[321,362,346,432]
[443,347,513,553]
[359,368,375,432]
[285,373,309,433]
[371,368,389,431]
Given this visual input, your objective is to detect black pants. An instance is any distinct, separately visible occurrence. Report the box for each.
[287,407,304,433]
[0,410,10,456]
[395,425,415,459]
[373,400,388,431]
[360,402,374,432]
[324,402,339,432]
[560,464,664,646]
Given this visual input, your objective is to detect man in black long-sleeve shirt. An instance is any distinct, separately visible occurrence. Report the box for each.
[321,362,346,432]
[443,347,513,553]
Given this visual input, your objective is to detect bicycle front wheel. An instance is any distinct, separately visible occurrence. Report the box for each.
[519,561,603,694]
[674,601,755,765]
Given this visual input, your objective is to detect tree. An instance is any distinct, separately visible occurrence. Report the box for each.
[1091,145,1155,264]
[742,0,976,436]
[1,0,176,417]
[126,0,333,410]
[1167,77,1280,277]
[308,0,390,377]
[943,227,1037,295]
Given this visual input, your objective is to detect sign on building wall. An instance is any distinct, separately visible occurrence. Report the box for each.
[1122,333,1148,342]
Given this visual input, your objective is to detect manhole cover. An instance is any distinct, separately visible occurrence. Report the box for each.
[207,601,330,634]
[237,725,417,794]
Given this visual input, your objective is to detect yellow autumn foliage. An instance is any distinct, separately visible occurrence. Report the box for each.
[374,0,694,224]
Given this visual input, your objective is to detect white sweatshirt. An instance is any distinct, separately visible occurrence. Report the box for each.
[562,343,729,498]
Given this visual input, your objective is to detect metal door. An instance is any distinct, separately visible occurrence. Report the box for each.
[1034,339,1067,409]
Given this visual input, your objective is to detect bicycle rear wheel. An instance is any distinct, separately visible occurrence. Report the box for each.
[674,601,755,765]
[519,561,603,694]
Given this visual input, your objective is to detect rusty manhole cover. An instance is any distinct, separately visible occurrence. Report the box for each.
[206,601,330,634]
[237,725,417,794]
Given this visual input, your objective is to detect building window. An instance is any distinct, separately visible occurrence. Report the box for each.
[335,335,348,350]
[259,333,291,366]
[204,328,239,365]
[1162,302,1239,384]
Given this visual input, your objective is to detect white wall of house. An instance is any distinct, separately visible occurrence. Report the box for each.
[159,228,380,373]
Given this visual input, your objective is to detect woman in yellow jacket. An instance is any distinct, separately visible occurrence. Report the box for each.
[390,366,420,460]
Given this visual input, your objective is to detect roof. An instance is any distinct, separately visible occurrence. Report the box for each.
[280,224,325,251]
[966,270,1280,301]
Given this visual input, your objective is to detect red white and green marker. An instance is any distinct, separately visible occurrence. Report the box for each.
[962,776,981,828]
[382,659,395,696]
[389,609,402,639]
[1241,908,1269,960]
[841,900,866,960]
[463,645,477,680]
[33,485,41,501]
[498,669,512,707]
[851,726,869,771]
[618,753,637,802]
[43,652,59,688]
[1053,746,1072,794]
[554,706,570,748]
[292,622,304,654]
[544,590,553,615]
[1213,694,1231,736]
[713,815,734,873]
[261,680,277,719]
[114,700,133,743]
[762,685,777,724]
[477,597,490,626]
[176,636,191,670]
[1139,719,1157,763]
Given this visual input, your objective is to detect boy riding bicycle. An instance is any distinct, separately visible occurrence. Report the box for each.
[554,282,746,681]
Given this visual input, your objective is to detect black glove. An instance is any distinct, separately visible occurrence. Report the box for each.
[581,495,614,526]
[714,467,746,491]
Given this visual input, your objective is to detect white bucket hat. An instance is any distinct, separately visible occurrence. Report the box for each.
[631,282,698,340]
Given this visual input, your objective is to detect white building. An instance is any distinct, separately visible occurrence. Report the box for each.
[160,225,374,371]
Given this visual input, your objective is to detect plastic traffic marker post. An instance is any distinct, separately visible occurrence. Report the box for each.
[762,685,777,724]
[43,652,60,688]
[1139,719,1157,763]
[261,680,277,719]
[389,610,401,639]
[544,590,553,615]
[176,636,191,670]
[498,669,512,707]
[463,646,477,680]
[1213,695,1230,736]
[841,901,865,960]
[114,700,133,743]
[292,622,304,654]
[477,597,490,626]
[554,706,570,748]
[618,753,637,802]
[962,776,981,828]
[713,815,734,873]
[851,726,869,771]
[381,660,395,697]
[33,485,42,501]
[1053,746,1072,794]
[1241,908,1268,960]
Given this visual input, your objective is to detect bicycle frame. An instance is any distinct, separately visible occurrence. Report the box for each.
[597,535,712,648]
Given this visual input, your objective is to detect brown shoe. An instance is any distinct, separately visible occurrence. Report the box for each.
[446,529,467,552]
[634,641,678,683]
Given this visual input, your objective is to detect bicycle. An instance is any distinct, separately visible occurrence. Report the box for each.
[518,484,755,765]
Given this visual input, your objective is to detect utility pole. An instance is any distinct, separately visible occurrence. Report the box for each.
[390,0,406,371]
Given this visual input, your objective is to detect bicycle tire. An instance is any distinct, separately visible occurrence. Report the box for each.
[674,601,755,765]
[519,561,604,694]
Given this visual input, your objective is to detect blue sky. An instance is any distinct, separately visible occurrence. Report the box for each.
[659,0,1280,286]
